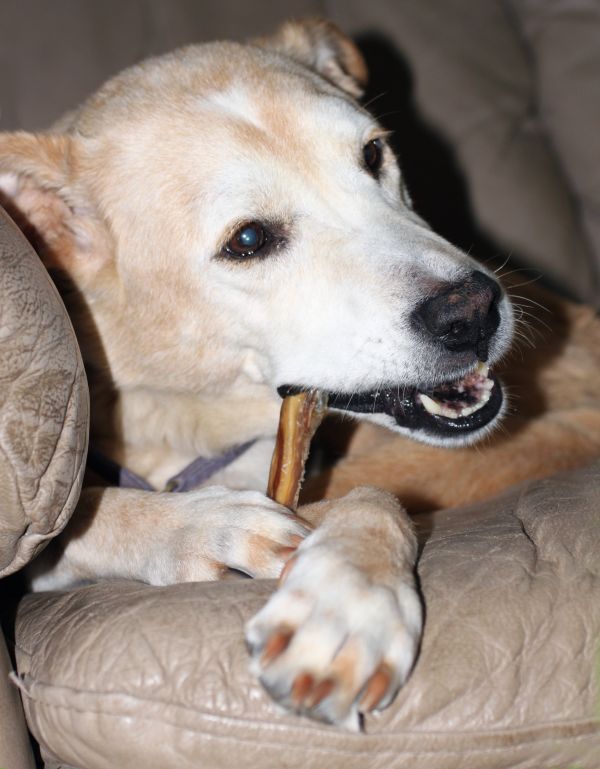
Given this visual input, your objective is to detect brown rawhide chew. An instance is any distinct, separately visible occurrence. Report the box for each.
[267,390,328,509]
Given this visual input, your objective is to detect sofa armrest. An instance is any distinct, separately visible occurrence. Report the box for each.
[14,461,600,769]
[0,205,88,578]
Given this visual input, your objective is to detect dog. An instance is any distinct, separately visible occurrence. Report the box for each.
[1,18,596,729]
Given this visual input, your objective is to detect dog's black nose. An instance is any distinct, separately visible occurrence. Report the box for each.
[413,271,501,360]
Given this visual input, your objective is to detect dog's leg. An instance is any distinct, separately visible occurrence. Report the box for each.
[28,486,311,591]
[245,486,421,729]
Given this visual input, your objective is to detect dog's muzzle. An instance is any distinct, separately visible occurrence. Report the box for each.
[278,272,507,441]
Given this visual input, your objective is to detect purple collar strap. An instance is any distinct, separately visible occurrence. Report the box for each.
[87,439,257,492]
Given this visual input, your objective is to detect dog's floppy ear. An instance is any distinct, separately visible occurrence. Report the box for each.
[258,18,368,98]
[0,131,110,275]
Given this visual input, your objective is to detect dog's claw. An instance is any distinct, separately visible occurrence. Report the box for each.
[305,677,335,708]
[291,672,315,705]
[359,663,393,712]
[261,627,294,665]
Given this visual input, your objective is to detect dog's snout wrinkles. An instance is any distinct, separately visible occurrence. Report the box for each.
[414,271,501,360]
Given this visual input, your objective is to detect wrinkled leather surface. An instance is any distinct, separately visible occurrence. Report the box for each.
[0,205,88,577]
[15,461,600,768]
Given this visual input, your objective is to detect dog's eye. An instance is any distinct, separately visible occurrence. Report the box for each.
[363,138,384,178]
[224,222,267,258]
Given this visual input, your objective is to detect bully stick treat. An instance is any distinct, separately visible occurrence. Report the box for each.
[267,390,328,509]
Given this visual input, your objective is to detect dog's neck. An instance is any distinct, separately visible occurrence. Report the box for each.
[88,368,281,489]
[54,272,282,489]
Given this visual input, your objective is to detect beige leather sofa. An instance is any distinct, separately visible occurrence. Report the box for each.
[1,204,599,769]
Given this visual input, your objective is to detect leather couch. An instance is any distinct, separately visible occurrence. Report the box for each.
[1,204,599,769]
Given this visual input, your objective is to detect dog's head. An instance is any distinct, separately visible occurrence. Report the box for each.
[0,20,513,447]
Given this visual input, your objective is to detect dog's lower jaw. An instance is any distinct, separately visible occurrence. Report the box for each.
[348,377,507,449]
[357,405,506,449]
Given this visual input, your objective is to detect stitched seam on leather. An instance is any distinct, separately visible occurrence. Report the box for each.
[24,703,600,757]
[18,679,600,751]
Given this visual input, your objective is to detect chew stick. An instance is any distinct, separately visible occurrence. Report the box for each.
[267,390,328,509]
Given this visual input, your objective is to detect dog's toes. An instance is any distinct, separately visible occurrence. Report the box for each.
[212,491,311,578]
[245,545,422,727]
[164,489,311,583]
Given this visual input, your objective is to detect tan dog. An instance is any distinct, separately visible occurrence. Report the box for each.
[0,19,597,729]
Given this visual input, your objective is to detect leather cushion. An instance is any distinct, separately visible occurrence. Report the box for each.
[14,461,600,768]
[0,206,88,577]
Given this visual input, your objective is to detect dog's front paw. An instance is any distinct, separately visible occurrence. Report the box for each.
[244,540,422,729]
[161,488,311,583]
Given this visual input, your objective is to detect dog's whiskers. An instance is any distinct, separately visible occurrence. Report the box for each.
[498,266,541,281]
[361,91,388,113]
[345,389,357,414]
[516,310,551,335]
[508,293,551,313]
[493,253,513,276]
[513,316,538,341]
[367,110,403,129]
[503,274,544,291]
[510,319,537,352]
[511,302,552,336]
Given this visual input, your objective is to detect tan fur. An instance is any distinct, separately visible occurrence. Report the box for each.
[257,18,369,97]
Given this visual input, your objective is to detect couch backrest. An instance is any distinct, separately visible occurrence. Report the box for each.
[0,205,88,578]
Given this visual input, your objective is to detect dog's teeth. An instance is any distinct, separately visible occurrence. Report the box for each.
[440,405,459,418]
[476,362,489,377]
[419,373,494,420]
[418,393,443,415]
[458,390,492,418]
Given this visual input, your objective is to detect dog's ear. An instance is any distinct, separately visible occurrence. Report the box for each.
[258,18,368,98]
[0,132,111,275]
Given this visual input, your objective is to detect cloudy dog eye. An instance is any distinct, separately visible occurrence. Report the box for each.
[363,138,384,178]
[224,222,268,258]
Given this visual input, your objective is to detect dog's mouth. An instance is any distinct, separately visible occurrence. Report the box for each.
[278,362,503,439]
